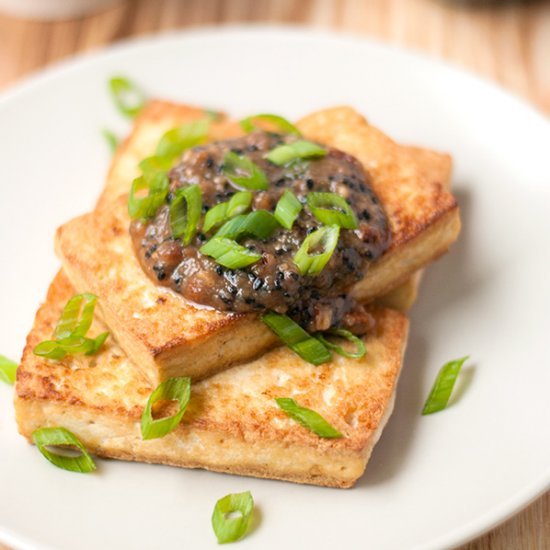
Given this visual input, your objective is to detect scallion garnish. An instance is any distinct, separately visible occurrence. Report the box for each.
[156,119,210,161]
[265,140,326,166]
[138,154,174,176]
[128,172,169,220]
[222,151,269,190]
[307,192,358,229]
[0,355,17,385]
[33,293,109,360]
[108,76,145,118]
[169,185,202,245]
[215,210,279,241]
[275,398,342,438]
[240,113,301,136]
[32,427,96,473]
[211,491,254,544]
[274,189,302,229]
[141,377,191,440]
[293,225,340,276]
[261,312,331,365]
[422,356,470,415]
[316,329,366,359]
[102,128,119,153]
[200,238,262,269]
[203,191,253,233]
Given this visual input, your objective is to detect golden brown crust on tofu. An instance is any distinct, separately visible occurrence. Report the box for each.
[55,203,277,385]
[15,272,409,488]
[296,106,460,302]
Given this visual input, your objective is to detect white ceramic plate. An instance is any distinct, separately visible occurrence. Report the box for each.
[0,26,549,550]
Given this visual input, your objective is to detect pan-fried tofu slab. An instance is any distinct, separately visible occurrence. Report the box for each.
[55,102,457,383]
[15,271,408,489]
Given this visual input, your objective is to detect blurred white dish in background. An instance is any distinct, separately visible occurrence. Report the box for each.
[0,0,122,20]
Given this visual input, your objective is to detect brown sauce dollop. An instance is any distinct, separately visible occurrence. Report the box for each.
[130,132,390,332]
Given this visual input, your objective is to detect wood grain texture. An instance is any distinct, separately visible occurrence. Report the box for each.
[0,1,548,549]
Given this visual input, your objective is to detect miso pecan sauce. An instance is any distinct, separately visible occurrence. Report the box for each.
[130,132,390,332]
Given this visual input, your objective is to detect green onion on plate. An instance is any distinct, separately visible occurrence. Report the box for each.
[32,427,96,473]
[214,210,279,241]
[141,377,191,440]
[422,356,469,415]
[275,397,342,438]
[155,119,210,160]
[101,128,119,153]
[108,76,145,119]
[211,491,254,544]
[261,312,331,366]
[0,355,17,385]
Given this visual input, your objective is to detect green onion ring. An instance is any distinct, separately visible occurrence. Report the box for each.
[155,119,210,160]
[0,355,17,385]
[261,312,331,366]
[200,238,262,269]
[275,397,342,438]
[211,491,254,544]
[307,192,358,229]
[32,427,96,473]
[215,210,279,241]
[203,191,253,233]
[265,139,326,166]
[240,113,301,135]
[422,356,470,415]
[293,225,340,276]
[108,76,145,118]
[128,172,169,220]
[274,189,303,229]
[222,151,269,190]
[141,377,191,440]
[54,293,97,340]
[169,184,202,245]
[316,329,366,359]
[102,128,119,153]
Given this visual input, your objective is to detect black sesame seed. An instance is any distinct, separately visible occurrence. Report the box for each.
[252,278,263,291]
[197,233,206,242]
[275,177,286,187]
[275,248,285,256]
[215,265,224,276]
[306,178,314,190]
[245,297,255,305]
[311,289,321,300]
[247,144,259,152]
[362,209,371,220]
[205,156,214,168]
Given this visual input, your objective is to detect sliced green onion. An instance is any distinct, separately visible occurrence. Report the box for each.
[307,192,358,229]
[275,397,342,438]
[261,312,331,366]
[265,140,326,166]
[138,154,174,176]
[422,356,470,415]
[0,355,17,385]
[215,211,279,241]
[240,113,301,135]
[102,128,119,153]
[32,427,96,473]
[33,333,109,361]
[200,238,261,269]
[293,225,340,276]
[203,191,253,233]
[169,185,202,245]
[211,491,254,544]
[274,189,302,229]
[108,76,145,118]
[156,119,209,160]
[54,293,98,340]
[141,377,191,440]
[316,329,366,359]
[128,172,169,220]
[222,151,268,190]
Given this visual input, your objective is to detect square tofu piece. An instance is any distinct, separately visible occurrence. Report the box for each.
[15,271,409,489]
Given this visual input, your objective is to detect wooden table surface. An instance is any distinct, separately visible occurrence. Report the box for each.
[0,1,548,549]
